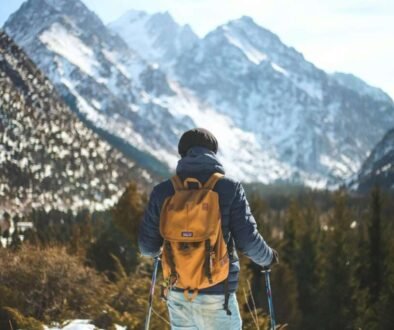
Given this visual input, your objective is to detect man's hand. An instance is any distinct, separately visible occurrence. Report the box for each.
[270,248,279,266]
[261,248,279,272]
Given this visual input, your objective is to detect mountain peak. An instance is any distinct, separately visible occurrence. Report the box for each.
[111,10,175,29]
[148,11,178,30]
[153,10,172,19]
[224,15,279,41]
[236,15,256,24]
[109,10,198,68]
[44,0,81,10]
[122,9,148,22]
[4,0,131,55]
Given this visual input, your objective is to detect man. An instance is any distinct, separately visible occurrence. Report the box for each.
[139,128,278,330]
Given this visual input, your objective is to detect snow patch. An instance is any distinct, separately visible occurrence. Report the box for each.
[223,29,267,65]
[45,319,126,330]
[271,62,289,76]
[39,23,99,77]
[109,11,162,63]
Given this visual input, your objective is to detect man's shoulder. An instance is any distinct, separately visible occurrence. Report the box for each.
[152,178,173,194]
[149,175,242,210]
[215,175,240,190]
[151,175,241,197]
[214,176,241,202]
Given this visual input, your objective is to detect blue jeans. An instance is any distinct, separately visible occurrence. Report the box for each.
[166,290,242,330]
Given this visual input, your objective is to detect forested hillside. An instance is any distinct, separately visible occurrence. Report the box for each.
[1,184,393,329]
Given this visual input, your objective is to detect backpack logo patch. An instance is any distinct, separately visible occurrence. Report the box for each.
[181,231,193,237]
[202,203,209,211]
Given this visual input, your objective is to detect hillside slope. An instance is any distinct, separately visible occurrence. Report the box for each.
[0,31,153,213]
[357,128,394,192]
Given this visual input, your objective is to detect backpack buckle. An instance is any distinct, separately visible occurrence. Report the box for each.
[160,272,179,301]
[169,272,179,287]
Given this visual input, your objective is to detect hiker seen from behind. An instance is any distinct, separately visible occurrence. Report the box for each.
[139,128,278,330]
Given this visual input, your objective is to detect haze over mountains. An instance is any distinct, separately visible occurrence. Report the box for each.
[3,0,394,190]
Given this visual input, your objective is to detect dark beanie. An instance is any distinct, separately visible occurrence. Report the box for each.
[178,128,218,157]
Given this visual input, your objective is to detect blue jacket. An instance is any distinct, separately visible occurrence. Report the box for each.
[138,146,273,294]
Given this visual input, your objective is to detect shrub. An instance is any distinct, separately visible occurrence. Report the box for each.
[0,307,44,330]
[0,245,110,323]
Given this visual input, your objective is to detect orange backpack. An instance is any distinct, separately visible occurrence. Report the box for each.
[160,172,230,306]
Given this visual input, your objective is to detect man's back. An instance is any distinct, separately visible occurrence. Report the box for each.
[139,129,275,329]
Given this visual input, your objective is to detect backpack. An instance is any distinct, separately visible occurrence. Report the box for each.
[160,172,231,313]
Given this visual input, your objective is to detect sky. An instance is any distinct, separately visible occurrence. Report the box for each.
[1,0,393,98]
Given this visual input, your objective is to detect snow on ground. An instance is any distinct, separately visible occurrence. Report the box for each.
[223,27,267,65]
[320,154,357,179]
[162,81,293,183]
[108,10,163,65]
[271,62,289,76]
[291,77,323,101]
[40,23,100,77]
[45,319,126,330]
[60,77,178,167]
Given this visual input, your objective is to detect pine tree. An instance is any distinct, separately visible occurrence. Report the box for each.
[68,223,81,255]
[248,195,301,328]
[368,186,383,304]
[112,182,147,245]
[10,231,22,250]
[354,186,386,329]
[294,201,319,330]
[23,228,40,246]
[86,221,138,280]
[269,263,301,328]
[378,235,394,329]
[248,192,269,236]
[281,200,300,268]
[319,191,357,329]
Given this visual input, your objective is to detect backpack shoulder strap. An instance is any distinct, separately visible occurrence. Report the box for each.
[170,175,184,191]
[203,172,224,190]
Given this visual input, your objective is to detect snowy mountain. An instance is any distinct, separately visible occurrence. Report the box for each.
[331,72,393,104]
[0,31,152,213]
[172,17,394,186]
[4,0,394,188]
[3,0,181,176]
[3,0,296,184]
[109,10,199,70]
[357,128,394,192]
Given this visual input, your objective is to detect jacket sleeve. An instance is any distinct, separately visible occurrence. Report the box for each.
[138,187,163,257]
[229,182,273,267]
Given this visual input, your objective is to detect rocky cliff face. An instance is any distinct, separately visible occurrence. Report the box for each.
[357,128,394,192]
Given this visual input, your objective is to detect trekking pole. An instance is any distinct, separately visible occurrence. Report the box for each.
[262,267,276,330]
[144,256,160,330]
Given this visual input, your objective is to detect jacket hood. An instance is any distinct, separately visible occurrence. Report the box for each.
[176,146,225,176]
